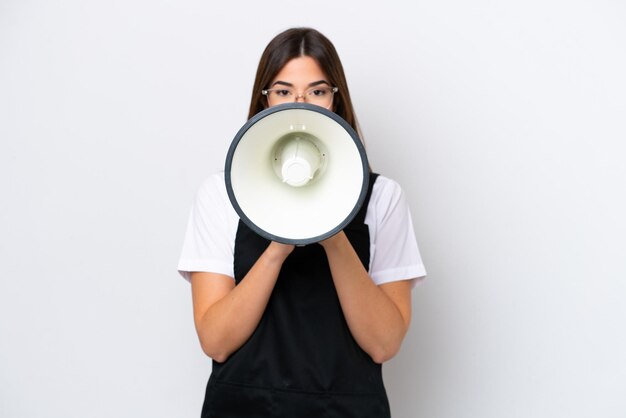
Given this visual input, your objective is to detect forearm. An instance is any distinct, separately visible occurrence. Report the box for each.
[321,232,411,363]
[193,243,292,362]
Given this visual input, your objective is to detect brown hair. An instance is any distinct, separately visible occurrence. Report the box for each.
[248,28,359,134]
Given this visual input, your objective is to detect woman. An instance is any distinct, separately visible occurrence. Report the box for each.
[178,27,426,418]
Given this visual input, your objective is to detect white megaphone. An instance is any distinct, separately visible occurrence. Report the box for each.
[225,102,369,245]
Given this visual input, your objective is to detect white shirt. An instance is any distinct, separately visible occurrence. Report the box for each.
[178,172,426,286]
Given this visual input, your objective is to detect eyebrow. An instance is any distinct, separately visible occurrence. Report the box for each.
[271,80,331,88]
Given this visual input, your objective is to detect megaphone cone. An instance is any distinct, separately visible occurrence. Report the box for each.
[225,103,369,245]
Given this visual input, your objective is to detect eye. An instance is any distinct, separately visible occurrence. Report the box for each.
[309,88,329,97]
[274,89,292,97]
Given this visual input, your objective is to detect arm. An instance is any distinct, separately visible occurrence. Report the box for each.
[190,242,294,362]
[320,231,413,364]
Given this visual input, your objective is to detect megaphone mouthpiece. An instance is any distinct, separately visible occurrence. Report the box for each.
[277,135,322,187]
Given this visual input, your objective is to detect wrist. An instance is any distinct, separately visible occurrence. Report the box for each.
[319,231,347,251]
[264,241,294,263]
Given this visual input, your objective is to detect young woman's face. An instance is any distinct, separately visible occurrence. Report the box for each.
[265,56,336,109]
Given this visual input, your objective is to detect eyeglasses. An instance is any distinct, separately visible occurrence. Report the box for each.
[261,86,339,108]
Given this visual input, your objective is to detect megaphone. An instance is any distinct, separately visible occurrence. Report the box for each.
[225,102,370,245]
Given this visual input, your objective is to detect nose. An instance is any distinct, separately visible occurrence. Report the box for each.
[294,93,306,103]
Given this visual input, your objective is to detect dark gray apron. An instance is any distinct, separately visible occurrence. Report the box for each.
[201,174,389,418]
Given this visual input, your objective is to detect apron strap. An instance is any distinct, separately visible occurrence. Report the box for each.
[351,172,379,225]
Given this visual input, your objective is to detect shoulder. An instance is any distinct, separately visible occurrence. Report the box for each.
[191,171,239,228]
[198,171,227,197]
[372,174,403,197]
[195,172,231,207]
[369,174,408,218]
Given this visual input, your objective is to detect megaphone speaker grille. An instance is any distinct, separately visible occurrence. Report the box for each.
[225,103,369,245]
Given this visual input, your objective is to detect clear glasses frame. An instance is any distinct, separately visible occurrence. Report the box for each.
[261,86,339,109]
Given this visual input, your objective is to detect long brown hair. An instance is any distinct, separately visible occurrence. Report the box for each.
[248,28,359,134]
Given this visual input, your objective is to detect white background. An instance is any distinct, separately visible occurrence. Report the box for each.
[1,1,625,417]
